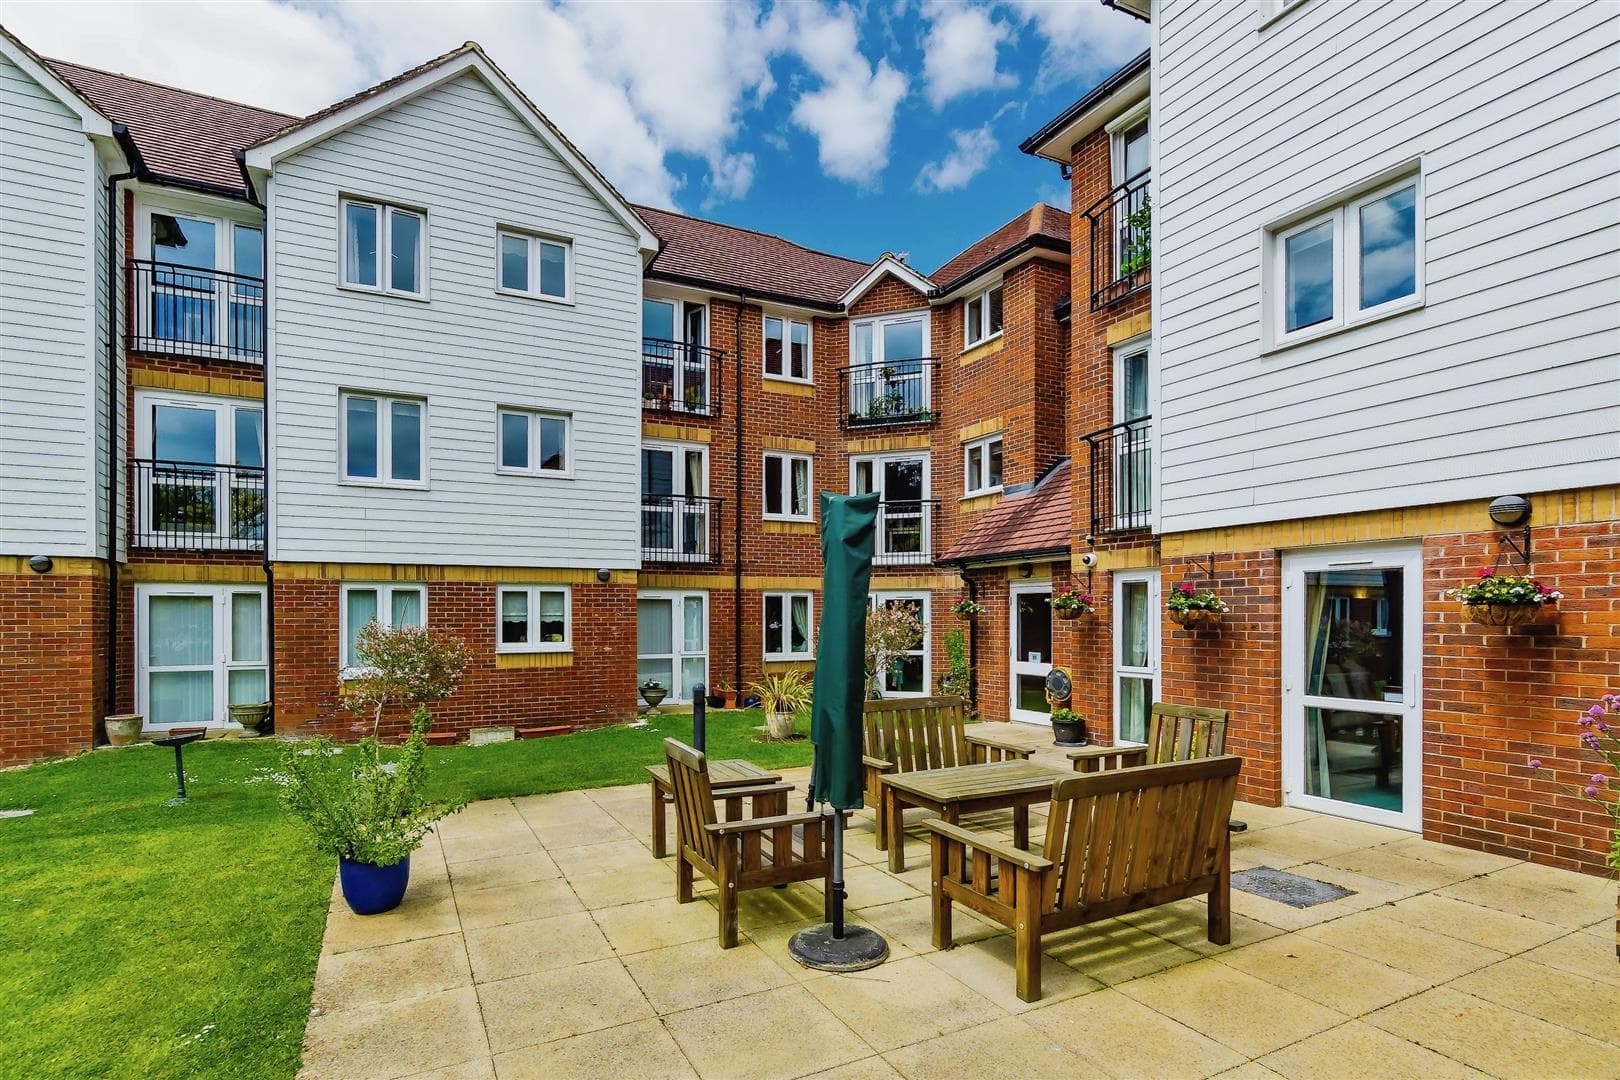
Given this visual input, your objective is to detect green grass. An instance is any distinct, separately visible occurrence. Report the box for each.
[0,710,810,1079]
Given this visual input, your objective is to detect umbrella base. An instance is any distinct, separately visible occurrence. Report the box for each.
[788,923,889,972]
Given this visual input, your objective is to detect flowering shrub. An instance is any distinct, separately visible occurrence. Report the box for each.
[1052,589,1096,614]
[1166,581,1228,614]
[1448,568,1562,607]
[866,602,925,698]
[949,596,983,617]
[339,621,472,741]
[1529,692,1618,873]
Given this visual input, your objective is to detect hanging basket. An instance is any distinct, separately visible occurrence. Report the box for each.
[1168,608,1222,629]
[1463,602,1544,627]
[1055,607,1091,621]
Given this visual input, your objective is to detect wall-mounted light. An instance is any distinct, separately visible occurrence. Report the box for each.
[596,568,612,583]
[1488,495,1531,528]
[1018,562,1034,579]
[27,555,52,574]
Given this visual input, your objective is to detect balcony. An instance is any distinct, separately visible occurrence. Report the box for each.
[1083,170,1151,310]
[839,360,939,429]
[1082,416,1152,536]
[874,499,939,566]
[642,339,723,418]
[129,458,265,552]
[127,260,265,363]
[641,494,723,564]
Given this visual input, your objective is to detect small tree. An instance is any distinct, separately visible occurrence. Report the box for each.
[865,602,924,699]
[340,621,472,740]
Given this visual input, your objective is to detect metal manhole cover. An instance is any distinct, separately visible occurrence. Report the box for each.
[1231,866,1354,908]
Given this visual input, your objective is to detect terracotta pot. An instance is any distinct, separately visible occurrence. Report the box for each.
[1168,608,1221,628]
[1463,602,1543,627]
[103,714,143,747]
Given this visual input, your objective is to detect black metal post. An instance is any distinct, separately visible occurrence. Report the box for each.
[691,684,706,754]
[831,810,845,939]
[171,742,189,801]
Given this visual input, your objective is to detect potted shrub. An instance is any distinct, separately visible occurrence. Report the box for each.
[751,669,812,741]
[1167,581,1228,628]
[716,682,738,709]
[284,621,470,916]
[1052,589,1096,621]
[1051,708,1086,747]
[865,601,924,700]
[228,700,272,738]
[1527,692,1617,957]
[1449,568,1562,627]
[103,714,143,747]
[949,595,983,620]
[640,677,668,711]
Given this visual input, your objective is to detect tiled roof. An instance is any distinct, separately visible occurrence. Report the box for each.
[636,204,872,309]
[43,58,296,196]
[939,459,1072,565]
[931,204,1070,293]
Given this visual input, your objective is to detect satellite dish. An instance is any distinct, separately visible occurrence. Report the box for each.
[1044,666,1072,705]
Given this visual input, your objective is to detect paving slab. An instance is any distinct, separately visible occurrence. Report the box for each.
[463,909,612,984]
[311,933,472,1013]
[1364,985,1620,1077]
[476,957,656,1053]
[1119,960,1350,1058]
[1021,986,1246,1079]
[662,984,872,1080]
[300,985,488,1080]
[491,1018,696,1080]
[802,955,1004,1052]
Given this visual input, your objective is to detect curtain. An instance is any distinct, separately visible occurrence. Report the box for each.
[792,459,810,517]
[1303,574,1332,798]
[638,599,672,655]
[538,591,566,642]
[790,595,811,653]
[501,590,529,645]
[682,596,705,652]
[390,587,423,628]
[230,592,262,662]
[147,594,214,724]
[345,589,378,666]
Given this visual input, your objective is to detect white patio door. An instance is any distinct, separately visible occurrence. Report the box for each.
[1282,545,1423,831]
[1009,583,1053,725]
[637,592,707,702]
[137,585,267,728]
[1113,570,1159,744]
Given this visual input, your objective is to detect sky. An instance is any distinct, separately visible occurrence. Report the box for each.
[2,0,1147,273]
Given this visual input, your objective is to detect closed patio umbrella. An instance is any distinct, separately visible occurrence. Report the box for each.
[790,491,889,971]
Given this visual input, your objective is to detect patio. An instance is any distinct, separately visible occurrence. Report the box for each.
[299,728,1618,1080]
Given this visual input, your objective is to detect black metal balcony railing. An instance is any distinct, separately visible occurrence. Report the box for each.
[1083,416,1152,536]
[873,499,939,565]
[640,494,723,563]
[129,458,266,552]
[642,339,723,418]
[128,260,266,362]
[1083,170,1151,309]
[839,360,939,428]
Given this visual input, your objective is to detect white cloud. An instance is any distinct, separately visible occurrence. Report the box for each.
[787,4,909,187]
[915,123,997,194]
[1004,0,1149,83]
[921,1,1016,109]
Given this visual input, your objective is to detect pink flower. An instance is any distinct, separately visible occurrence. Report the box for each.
[1179,582,1195,595]
[1477,567,1494,578]
[1528,759,1542,769]
[1584,786,1601,798]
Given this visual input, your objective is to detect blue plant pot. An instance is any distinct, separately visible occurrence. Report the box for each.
[338,856,411,915]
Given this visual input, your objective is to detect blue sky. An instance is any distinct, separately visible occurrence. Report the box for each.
[5,0,1148,272]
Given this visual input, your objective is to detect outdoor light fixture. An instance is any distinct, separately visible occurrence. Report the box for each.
[1018,562,1034,578]
[596,568,611,583]
[1488,495,1531,527]
[27,555,52,574]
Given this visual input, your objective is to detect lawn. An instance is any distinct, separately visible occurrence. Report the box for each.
[0,710,811,1079]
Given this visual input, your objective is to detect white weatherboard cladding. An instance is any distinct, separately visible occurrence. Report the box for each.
[0,50,98,556]
[1152,0,1620,533]
[268,72,644,567]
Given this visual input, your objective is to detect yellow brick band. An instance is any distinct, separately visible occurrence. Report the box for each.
[0,555,107,577]
[272,563,636,585]
[762,378,814,397]
[762,521,817,535]
[131,369,264,399]
[846,434,932,454]
[641,422,711,443]
[763,435,816,453]
[1105,312,1152,346]
[957,417,1006,443]
[959,494,1000,514]
[125,563,268,583]
[958,336,1006,367]
[495,652,574,669]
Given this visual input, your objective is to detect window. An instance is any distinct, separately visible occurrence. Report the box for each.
[136,585,267,727]
[135,392,265,547]
[341,198,425,296]
[764,315,812,381]
[852,453,931,562]
[638,592,707,701]
[497,408,570,476]
[763,452,813,520]
[497,585,571,652]
[764,592,813,660]
[1268,173,1422,347]
[642,442,711,560]
[342,392,425,485]
[642,297,711,413]
[1113,336,1152,529]
[962,434,1004,497]
[847,313,931,422]
[497,229,570,301]
[141,209,265,357]
[1114,571,1159,744]
[869,593,929,696]
[341,584,426,668]
[963,285,1003,348]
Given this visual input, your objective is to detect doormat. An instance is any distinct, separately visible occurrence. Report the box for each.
[1231,866,1354,908]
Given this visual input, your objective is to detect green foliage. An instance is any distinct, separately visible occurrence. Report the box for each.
[1118,195,1152,277]
[949,595,983,617]
[942,627,970,695]
[1052,589,1096,613]
[865,601,924,698]
[1167,581,1229,613]
[339,622,471,740]
[1050,708,1081,725]
[749,669,813,715]
[1448,568,1563,606]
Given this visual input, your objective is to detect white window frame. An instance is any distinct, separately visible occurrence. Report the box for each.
[135,198,265,360]
[496,407,573,479]
[340,391,428,488]
[1264,169,1424,351]
[868,591,930,698]
[637,590,708,702]
[496,584,573,654]
[763,591,814,661]
[340,583,427,668]
[495,227,573,304]
[962,433,1004,498]
[763,314,813,383]
[1107,102,1152,187]
[133,390,265,550]
[1259,0,1309,29]
[135,584,268,729]
[850,451,932,564]
[339,196,427,299]
[763,451,814,521]
[962,283,1003,348]
[1112,570,1160,745]
[1111,333,1154,530]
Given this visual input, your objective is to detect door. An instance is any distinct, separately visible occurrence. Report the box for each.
[848,314,930,419]
[1009,583,1053,725]
[1113,570,1159,743]
[146,212,263,356]
[140,395,264,548]
[852,454,930,563]
[1282,545,1422,831]
[137,586,267,728]
[869,592,929,696]
[641,442,708,560]
[637,592,708,702]
[642,298,708,412]
[1113,339,1151,529]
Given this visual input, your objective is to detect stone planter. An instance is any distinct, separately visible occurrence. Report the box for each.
[228,701,271,737]
[1052,715,1087,747]
[103,714,143,747]
[1463,602,1545,627]
[765,711,795,741]
[1168,608,1222,629]
[640,684,668,710]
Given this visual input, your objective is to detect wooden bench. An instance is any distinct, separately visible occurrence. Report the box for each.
[663,738,833,949]
[863,696,1034,850]
[928,755,1242,1002]
[1066,703,1228,773]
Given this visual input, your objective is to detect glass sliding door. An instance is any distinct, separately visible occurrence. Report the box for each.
[1113,570,1159,744]
[1009,584,1053,725]
[137,585,268,729]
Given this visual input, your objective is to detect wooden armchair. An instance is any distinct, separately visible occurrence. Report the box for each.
[662,738,833,948]
[1066,703,1228,773]
[928,754,1241,1002]
[863,697,1035,849]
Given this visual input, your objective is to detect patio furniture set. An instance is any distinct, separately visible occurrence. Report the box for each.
[644,697,1242,1002]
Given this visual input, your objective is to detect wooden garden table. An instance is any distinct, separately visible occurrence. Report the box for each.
[881,760,1070,873]
[646,759,782,858]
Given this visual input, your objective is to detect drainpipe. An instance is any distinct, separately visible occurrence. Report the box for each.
[104,132,138,722]
[965,576,978,713]
[238,155,275,720]
[732,292,746,694]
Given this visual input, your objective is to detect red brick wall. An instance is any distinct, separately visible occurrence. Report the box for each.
[0,570,106,764]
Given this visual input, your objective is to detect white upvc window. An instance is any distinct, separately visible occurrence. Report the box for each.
[340,583,426,668]
[962,433,1004,498]
[497,408,571,477]
[341,391,426,486]
[1266,171,1423,349]
[764,315,812,382]
[136,585,267,728]
[963,284,1003,348]
[496,228,571,302]
[133,390,265,550]
[1259,0,1309,26]
[341,197,426,297]
[763,452,813,521]
[763,591,814,661]
[851,452,931,563]
[868,592,930,697]
[498,585,572,653]
[1113,570,1160,745]
[137,204,265,359]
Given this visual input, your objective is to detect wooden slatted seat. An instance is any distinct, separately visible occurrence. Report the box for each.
[663,738,833,949]
[1066,703,1228,773]
[863,696,1035,850]
[928,755,1242,1002]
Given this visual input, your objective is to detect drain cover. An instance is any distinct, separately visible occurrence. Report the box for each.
[1231,866,1354,908]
